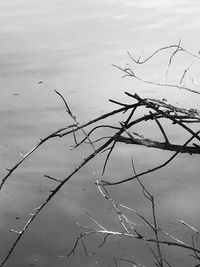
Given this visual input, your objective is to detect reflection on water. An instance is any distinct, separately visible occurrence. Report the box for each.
[0,0,200,266]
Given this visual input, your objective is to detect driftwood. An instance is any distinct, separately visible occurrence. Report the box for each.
[1,42,200,266]
[117,136,200,154]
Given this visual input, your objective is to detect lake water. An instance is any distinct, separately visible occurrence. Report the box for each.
[0,0,200,266]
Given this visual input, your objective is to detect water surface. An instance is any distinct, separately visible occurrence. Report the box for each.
[0,0,200,266]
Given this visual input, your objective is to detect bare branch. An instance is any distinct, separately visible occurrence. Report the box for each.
[165,38,182,81]
[113,64,200,95]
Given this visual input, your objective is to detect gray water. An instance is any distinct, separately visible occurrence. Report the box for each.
[0,0,200,266]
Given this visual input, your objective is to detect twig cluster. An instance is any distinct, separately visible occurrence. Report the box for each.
[1,42,200,266]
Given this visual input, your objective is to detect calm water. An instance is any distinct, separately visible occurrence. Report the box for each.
[0,0,200,266]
